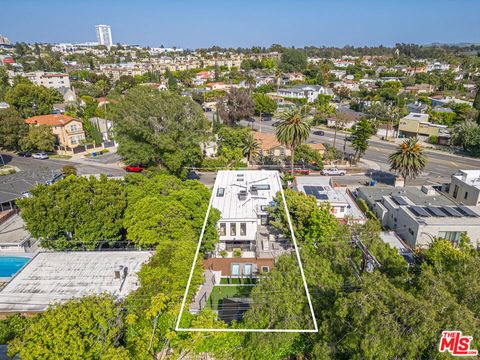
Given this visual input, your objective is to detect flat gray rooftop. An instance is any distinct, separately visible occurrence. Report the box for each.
[0,251,152,312]
[357,186,455,207]
[0,214,30,245]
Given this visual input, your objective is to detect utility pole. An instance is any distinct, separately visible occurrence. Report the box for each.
[349,235,381,281]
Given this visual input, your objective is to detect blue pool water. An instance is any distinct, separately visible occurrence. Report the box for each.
[0,256,30,277]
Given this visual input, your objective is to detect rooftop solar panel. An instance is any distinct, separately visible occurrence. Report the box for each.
[457,206,479,217]
[426,206,447,217]
[409,206,431,217]
[392,196,409,206]
[441,207,462,217]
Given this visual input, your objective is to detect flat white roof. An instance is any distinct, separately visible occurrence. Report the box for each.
[212,170,282,221]
[0,251,152,312]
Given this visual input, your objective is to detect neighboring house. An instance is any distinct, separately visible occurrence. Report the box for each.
[405,84,435,94]
[57,86,77,102]
[205,170,293,277]
[426,62,450,72]
[206,82,228,91]
[294,176,366,224]
[407,101,428,114]
[448,170,480,206]
[328,69,347,79]
[398,113,450,143]
[369,193,480,249]
[429,96,472,107]
[90,117,113,141]
[327,107,364,129]
[252,132,291,159]
[306,143,326,156]
[26,114,86,149]
[0,214,35,253]
[280,72,305,85]
[0,251,152,312]
[201,141,218,158]
[277,85,332,103]
[255,75,275,87]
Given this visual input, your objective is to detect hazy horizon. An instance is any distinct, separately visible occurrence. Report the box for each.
[2,0,479,48]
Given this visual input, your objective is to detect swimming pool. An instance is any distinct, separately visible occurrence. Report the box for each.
[0,256,30,278]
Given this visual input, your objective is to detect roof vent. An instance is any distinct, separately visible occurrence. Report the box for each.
[238,190,248,200]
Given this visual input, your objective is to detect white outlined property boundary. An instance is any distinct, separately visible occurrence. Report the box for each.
[175,171,318,333]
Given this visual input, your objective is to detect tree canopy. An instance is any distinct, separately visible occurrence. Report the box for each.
[0,108,28,150]
[114,87,210,174]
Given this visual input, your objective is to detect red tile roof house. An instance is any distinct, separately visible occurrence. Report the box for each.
[25,114,86,151]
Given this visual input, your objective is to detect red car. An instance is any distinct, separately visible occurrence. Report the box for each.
[124,164,145,172]
[294,168,310,175]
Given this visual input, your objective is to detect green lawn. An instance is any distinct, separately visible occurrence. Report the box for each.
[49,154,72,160]
[206,286,253,309]
[220,277,257,285]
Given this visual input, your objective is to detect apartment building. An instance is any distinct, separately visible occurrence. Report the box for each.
[95,25,113,47]
[26,114,86,149]
[277,85,332,103]
[11,71,71,90]
[398,113,450,143]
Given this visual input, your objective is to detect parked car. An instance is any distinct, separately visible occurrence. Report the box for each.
[17,151,32,157]
[321,168,346,176]
[313,130,325,136]
[272,121,281,127]
[32,152,49,160]
[124,164,145,172]
[345,135,354,141]
[284,168,310,175]
[186,170,200,180]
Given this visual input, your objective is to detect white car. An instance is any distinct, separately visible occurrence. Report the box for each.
[321,168,346,176]
[32,152,49,160]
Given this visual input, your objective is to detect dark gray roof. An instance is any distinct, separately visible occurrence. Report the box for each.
[357,186,456,207]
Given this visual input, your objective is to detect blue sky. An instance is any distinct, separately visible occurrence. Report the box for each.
[1,0,479,48]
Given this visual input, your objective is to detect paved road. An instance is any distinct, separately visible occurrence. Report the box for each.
[237,117,480,185]
[1,153,126,177]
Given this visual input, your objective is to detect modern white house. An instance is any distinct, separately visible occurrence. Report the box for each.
[211,170,283,256]
[277,85,333,103]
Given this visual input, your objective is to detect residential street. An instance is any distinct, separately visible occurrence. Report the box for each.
[234,116,480,185]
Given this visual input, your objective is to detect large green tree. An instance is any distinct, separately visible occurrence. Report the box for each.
[8,295,130,360]
[17,175,127,250]
[275,107,311,174]
[0,108,28,150]
[279,48,308,73]
[19,124,56,151]
[114,87,210,174]
[389,137,427,184]
[252,93,277,117]
[351,118,373,161]
[5,82,63,118]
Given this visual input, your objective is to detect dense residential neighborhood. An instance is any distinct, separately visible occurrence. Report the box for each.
[1,2,480,358]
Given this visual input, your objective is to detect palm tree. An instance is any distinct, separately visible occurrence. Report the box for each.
[389,138,427,185]
[275,107,311,175]
[242,133,260,165]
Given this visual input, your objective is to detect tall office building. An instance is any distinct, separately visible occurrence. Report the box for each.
[95,25,113,47]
